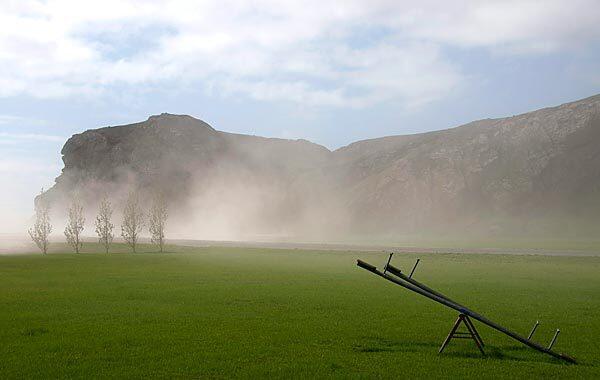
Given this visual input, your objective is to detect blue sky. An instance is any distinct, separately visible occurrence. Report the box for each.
[1,0,600,232]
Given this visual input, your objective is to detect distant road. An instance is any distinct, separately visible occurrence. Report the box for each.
[0,234,34,254]
[170,239,600,257]
[2,234,599,257]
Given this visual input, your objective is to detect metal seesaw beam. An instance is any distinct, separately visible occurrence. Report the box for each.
[356,259,576,364]
[385,262,486,350]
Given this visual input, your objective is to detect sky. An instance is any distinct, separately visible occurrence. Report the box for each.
[1,0,600,233]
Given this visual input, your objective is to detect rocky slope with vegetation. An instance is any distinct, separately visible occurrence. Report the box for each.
[41,94,600,238]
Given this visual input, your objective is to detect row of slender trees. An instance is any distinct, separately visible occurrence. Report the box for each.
[28,191,168,254]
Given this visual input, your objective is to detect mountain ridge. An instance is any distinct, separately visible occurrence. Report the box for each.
[42,93,600,239]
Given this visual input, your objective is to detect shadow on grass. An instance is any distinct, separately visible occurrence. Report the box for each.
[496,345,582,366]
[21,327,49,337]
[354,336,576,366]
[353,336,437,353]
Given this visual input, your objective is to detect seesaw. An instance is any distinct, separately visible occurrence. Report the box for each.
[356,254,576,363]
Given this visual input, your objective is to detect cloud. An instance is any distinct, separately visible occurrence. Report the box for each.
[0,158,61,174]
[0,157,60,233]
[0,132,65,143]
[399,0,600,53]
[0,115,24,124]
[0,0,598,107]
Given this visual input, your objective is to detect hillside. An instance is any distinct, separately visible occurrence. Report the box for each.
[41,95,600,239]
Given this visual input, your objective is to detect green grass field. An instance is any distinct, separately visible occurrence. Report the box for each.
[1,244,599,378]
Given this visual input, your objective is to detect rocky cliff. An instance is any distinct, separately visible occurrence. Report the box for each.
[42,94,600,239]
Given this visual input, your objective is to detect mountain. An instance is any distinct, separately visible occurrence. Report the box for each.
[41,95,600,239]
[331,95,600,235]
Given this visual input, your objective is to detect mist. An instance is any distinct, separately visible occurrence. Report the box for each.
[6,97,599,251]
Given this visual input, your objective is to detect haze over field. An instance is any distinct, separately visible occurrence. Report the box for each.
[1,1,600,243]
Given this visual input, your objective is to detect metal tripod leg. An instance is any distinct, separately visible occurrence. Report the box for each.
[439,314,464,353]
[439,314,485,355]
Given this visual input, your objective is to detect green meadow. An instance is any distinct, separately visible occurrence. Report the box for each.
[1,244,599,379]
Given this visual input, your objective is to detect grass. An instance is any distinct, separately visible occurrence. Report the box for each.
[1,243,599,378]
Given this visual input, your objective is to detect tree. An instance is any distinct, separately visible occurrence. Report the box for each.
[64,197,85,253]
[95,197,114,254]
[29,189,52,255]
[149,195,168,252]
[121,192,144,253]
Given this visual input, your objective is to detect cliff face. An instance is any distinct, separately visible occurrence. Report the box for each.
[42,95,600,239]
[331,96,600,234]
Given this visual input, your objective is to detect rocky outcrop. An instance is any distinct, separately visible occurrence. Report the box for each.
[329,95,600,235]
[42,95,600,238]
